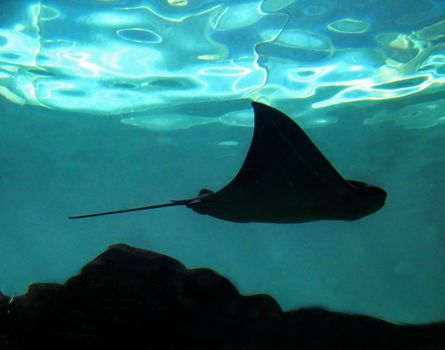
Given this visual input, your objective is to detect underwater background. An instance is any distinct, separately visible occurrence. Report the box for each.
[1,0,445,325]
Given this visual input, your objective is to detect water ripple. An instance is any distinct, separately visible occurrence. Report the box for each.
[0,0,444,130]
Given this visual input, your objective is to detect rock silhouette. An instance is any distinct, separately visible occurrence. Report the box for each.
[1,244,444,349]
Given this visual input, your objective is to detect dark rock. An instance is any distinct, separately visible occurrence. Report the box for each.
[1,243,445,349]
[0,291,9,347]
[0,291,9,320]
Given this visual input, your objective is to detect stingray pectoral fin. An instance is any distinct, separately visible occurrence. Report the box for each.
[68,201,184,219]
[208,102,354,205]
[190,102,362,223]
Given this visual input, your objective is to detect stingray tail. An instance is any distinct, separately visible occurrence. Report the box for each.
[68,201,184,219]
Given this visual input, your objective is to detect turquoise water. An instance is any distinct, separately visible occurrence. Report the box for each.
[1,0,445,324]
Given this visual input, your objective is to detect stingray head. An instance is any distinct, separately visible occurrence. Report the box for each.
[347,180,387,220]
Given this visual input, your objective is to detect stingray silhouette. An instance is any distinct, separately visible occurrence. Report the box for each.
[69,101,386,223]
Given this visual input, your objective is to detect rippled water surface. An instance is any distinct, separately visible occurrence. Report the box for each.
[1,0,445,324]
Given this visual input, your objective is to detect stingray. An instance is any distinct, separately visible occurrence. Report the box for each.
[69,102,386,223]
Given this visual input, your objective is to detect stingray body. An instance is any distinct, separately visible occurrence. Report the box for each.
[70,102,386,223]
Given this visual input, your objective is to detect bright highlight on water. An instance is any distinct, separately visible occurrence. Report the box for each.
[1,0,445,129]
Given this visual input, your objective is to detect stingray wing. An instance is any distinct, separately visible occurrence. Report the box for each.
[208,102,355,205]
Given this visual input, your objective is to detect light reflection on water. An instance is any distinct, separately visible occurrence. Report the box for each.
[0,0,444,131]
